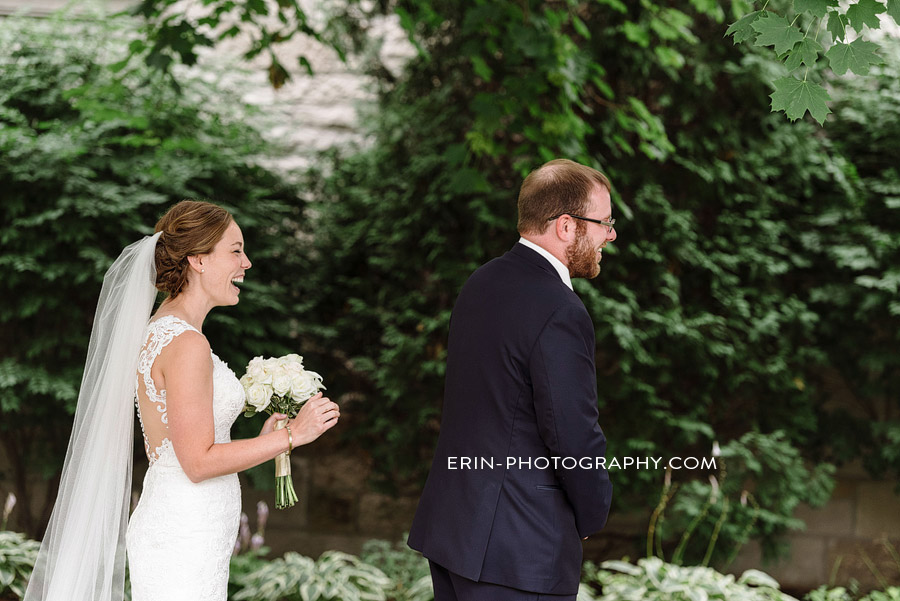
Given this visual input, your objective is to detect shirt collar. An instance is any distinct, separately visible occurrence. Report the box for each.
[517,237,573,291]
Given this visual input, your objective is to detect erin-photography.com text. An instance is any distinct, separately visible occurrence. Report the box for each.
[447,456,717,471]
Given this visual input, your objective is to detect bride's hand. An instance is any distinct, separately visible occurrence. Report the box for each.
[259,412,288,436]
[287,392,340,446]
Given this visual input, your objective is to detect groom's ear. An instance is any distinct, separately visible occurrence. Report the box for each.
[555,215,576,243]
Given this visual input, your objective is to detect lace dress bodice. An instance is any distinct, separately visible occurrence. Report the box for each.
[134,315,245,467]
[126,315,245,601]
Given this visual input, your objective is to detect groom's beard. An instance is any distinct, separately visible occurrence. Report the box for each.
[566,222,601,279]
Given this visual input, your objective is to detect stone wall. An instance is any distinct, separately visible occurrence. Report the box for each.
[0,0,413,174]
[727,466,900,591]
[196,4,414,174]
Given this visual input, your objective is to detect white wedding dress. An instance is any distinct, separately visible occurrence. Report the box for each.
[126,315,245,601]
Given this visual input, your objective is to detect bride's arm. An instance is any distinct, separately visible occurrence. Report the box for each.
[161,331,340,483]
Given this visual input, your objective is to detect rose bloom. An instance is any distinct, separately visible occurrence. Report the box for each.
[247,358,271,385]
[272,372,293,397]
[283,361,304,376]
[247,382,273,411]
[259,362,278,385]
[291,371,322,400]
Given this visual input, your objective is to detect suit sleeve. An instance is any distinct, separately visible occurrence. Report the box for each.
[529,301,613,538]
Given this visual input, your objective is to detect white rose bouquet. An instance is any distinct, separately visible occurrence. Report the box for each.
[240,354,325,509]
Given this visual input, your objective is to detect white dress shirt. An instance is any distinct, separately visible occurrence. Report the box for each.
[517,237,573,291]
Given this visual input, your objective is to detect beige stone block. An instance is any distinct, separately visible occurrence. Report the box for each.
[307,488,359,535]
[240,455,311,530]
[357,492,418,539]
[279,532,372,559]
[795,500,855,536]
[725,539,763,576]
[310,453,372,494]
[856,482,900,537]
[726,535,827,590]
[832,479,858,500]
[835,459,871,480]
[582,534,639,565]
[827,537,900,589]
[602,510,646,536]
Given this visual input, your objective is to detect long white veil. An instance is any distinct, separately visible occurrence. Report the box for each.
[23,232,161,601]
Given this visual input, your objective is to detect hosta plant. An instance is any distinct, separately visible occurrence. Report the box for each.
[232,550,393,601]
[583,557,798,601]
[0,531,40,599]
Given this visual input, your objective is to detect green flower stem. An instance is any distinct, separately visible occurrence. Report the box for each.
[646,469,678,559]
[275,475,298,510]
[724,492,760,568]
[701,497,729,567]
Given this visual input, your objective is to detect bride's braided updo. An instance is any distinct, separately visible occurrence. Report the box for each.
[154,200,234,299]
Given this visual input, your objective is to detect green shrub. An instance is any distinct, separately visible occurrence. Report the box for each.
[0,13,305,534]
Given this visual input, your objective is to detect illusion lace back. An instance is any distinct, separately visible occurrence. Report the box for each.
[126,315,245,601]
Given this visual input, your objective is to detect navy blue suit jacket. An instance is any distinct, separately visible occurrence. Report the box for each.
[407,243,613,595]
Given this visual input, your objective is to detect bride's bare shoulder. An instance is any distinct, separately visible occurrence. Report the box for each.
[156,328,212,373]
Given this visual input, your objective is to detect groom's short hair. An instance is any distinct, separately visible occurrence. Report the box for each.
[517,159,611,235]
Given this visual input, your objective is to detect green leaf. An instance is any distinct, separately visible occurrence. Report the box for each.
[826,11,850,40]
[600,559,644,575]
[470,55,493,81]
[298,56,313,76]
[738,569,781,588]
[886,0,900,23]
[795,0,839,18]
[825,38,882,75]
[752,12,804,55]
[725,10,761,43]
[596,0,628,12]
[846,0,885,31]
[623,21,650,47]
[572,15,591,39]
[770,76,832,124]
[784,38,823,70]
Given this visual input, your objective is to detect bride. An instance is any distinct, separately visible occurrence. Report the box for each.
[23,200,340,601]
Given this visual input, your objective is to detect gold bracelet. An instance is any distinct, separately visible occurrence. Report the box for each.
[285,425,293,454]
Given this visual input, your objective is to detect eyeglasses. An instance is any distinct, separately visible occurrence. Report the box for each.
[548,213,616,231]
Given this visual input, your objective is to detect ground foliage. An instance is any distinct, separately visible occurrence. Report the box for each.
[581,556,796,601]
[0,15,306,535]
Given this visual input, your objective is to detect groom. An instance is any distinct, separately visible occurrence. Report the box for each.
[408,159,616,600]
